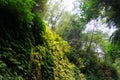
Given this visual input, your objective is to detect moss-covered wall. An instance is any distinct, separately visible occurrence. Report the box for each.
[0,0,84,79]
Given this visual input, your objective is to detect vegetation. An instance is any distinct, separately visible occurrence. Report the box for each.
[0,0,120,80]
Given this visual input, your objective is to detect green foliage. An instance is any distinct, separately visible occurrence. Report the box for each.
[67,46,119,80]
[31,26,86,80]
[0,0,35,79]
[32,13,46,45]
[67,50,85,69]
[33,0,48,16]
[55,2,119,79]
[106,44,120,63]
[81,0,100,21]
[42,28,76,80]
[56,11,73,38]
[74,67,81,80]
[79,58,118,80]
[31,46,54,80]
[0,0,47,79]
[80,0,120,44]
[110,29,120,44]
[105,43,120,77]
[113,58,120,77]
[0,0,119,80]
[0,0,82,79]
[0,0,34,26]
[82,59,107,80]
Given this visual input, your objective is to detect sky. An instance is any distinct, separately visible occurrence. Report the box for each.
[49,0,116,36]
[85,18,116,36]
[62,0,75,12]
[62,0,116,36]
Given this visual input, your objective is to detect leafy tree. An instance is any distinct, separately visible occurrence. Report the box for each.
[45,0,66,31]
[80,0,120,44]
[79,0,120,78]
[105,43,120,77]
[56,11,85,52]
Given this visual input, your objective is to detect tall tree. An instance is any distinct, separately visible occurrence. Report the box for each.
[79,0,120,77]
[80,0,120,44]
[45,0,67,31]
